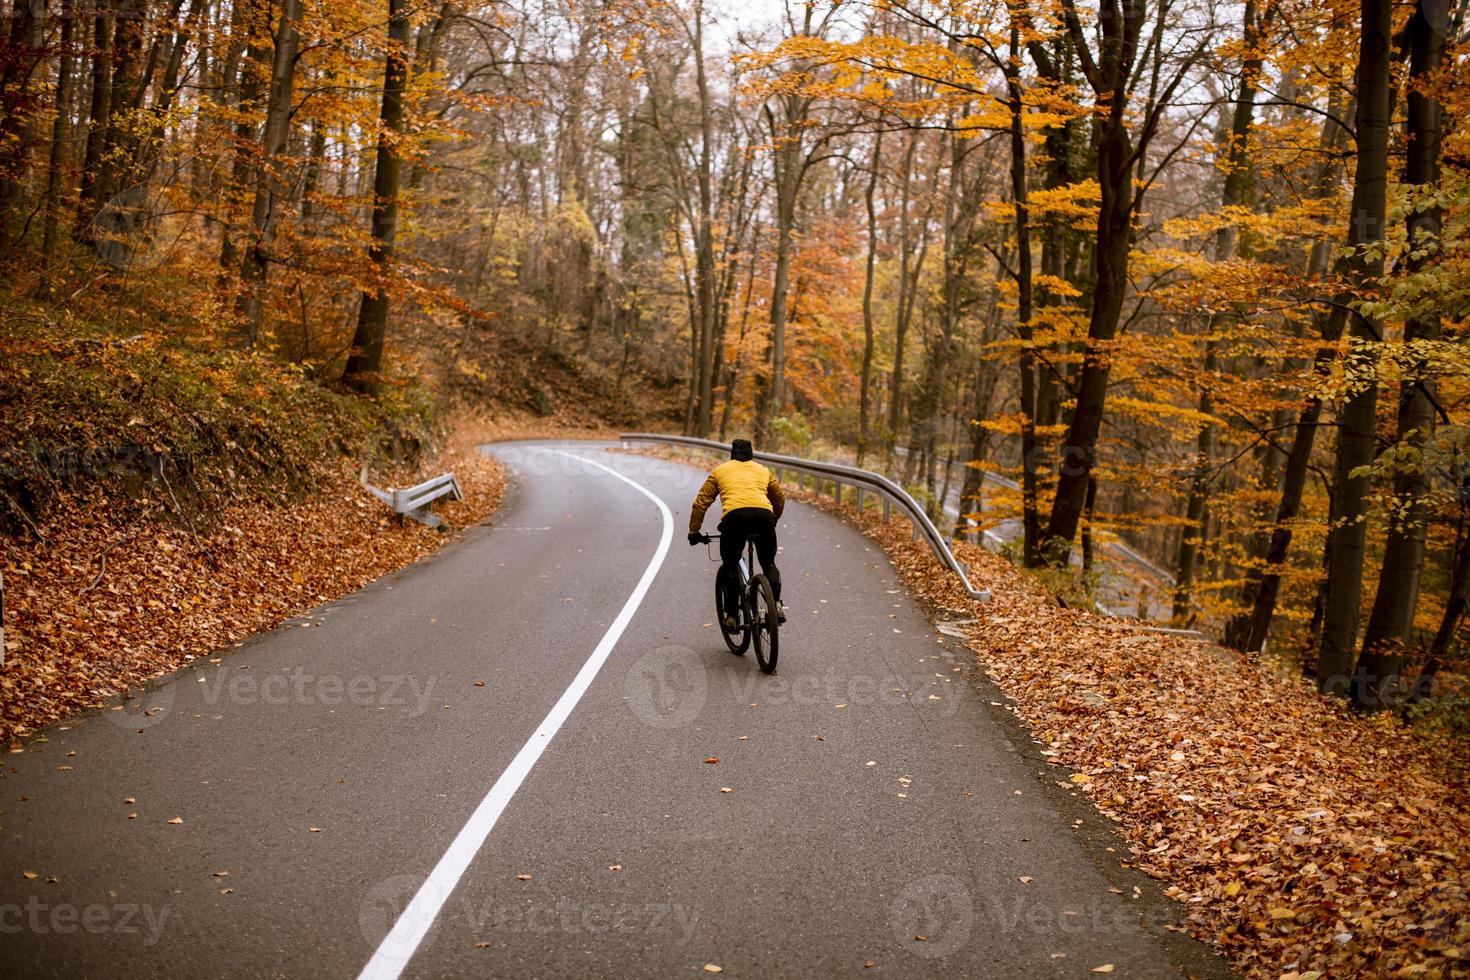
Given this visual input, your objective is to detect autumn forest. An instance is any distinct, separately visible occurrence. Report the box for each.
[1,0,1467,719]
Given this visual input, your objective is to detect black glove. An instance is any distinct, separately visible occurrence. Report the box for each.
[688,532,703,546]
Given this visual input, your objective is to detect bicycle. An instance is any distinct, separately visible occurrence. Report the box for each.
[695,533,779,674]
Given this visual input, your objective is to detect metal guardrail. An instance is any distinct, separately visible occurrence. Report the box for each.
[619,433,990,602]
[361,469,463,528]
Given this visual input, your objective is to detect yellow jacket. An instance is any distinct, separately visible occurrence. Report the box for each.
[689,459,785,533]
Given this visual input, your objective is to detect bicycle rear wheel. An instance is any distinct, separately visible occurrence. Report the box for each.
[715,565,749,654]
[750,574,779,674]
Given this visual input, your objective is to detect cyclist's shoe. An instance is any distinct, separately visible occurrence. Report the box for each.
[775,601,787,624]
[722,614,740,631]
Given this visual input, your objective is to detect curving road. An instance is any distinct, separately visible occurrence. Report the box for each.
[0,441,1228,979]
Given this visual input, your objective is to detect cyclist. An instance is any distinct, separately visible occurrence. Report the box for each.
[688,438,786,629]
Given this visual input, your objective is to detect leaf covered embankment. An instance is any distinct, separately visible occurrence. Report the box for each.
[0,330,507,743]
[791,487,1470,979]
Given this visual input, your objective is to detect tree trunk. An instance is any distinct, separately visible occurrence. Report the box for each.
[1040,111,1133,562]
[0,0,47,240]
[235,0,303,344]
[342,0,412,393]
[691,0,716,436]
[1007,22,1040,566]
[906,126,963,507]
[885,130,921,458]
[95,0,144,206]
[1409,498,1470,704]
[300,120,326,226]
[1224,94,1351,652]
[1040,0,1150,563]
[1354,0,1445,710]
[76,6,114,243]
[1316,0,1393,698]
[758,95,802,442]
[857,130,882,466]
[1081,474,1097,572]
[218,0,269,279]
[1173,0,1266,618]
[957,291,1002,543]
[40,1,79,283]
[1173,343,1216,622]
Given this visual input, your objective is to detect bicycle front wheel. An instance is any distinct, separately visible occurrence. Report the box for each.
[715,565,749,654]
[750,574,779,674]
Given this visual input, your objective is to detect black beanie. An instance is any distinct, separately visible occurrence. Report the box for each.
[731,439,754,461]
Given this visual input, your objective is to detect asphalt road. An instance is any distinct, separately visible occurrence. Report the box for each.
[0,441,1228,979]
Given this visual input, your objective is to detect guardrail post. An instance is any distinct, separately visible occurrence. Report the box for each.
[882,498,891,521]
[832,479,841,505]
[855,488,865,511]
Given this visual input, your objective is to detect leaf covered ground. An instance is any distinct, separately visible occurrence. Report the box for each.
[791,488,1470,980]
[1,421,507,743]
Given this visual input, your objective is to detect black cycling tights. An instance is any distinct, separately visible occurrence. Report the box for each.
[719,507,781,610]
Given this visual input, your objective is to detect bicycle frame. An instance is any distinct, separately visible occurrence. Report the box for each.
[736,539,754,589]
[702,533,755,596]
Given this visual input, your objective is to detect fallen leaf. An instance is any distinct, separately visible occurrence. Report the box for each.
[516,874,532,881]
[167,816,184,824]
[704,757,720,764]
[703,966,722,974]
[1092,966,1115,974]
[308,826,322,833]
[22,871,38,880]
[719,787,733,793]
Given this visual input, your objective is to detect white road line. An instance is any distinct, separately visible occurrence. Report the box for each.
[356,449,673,980]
